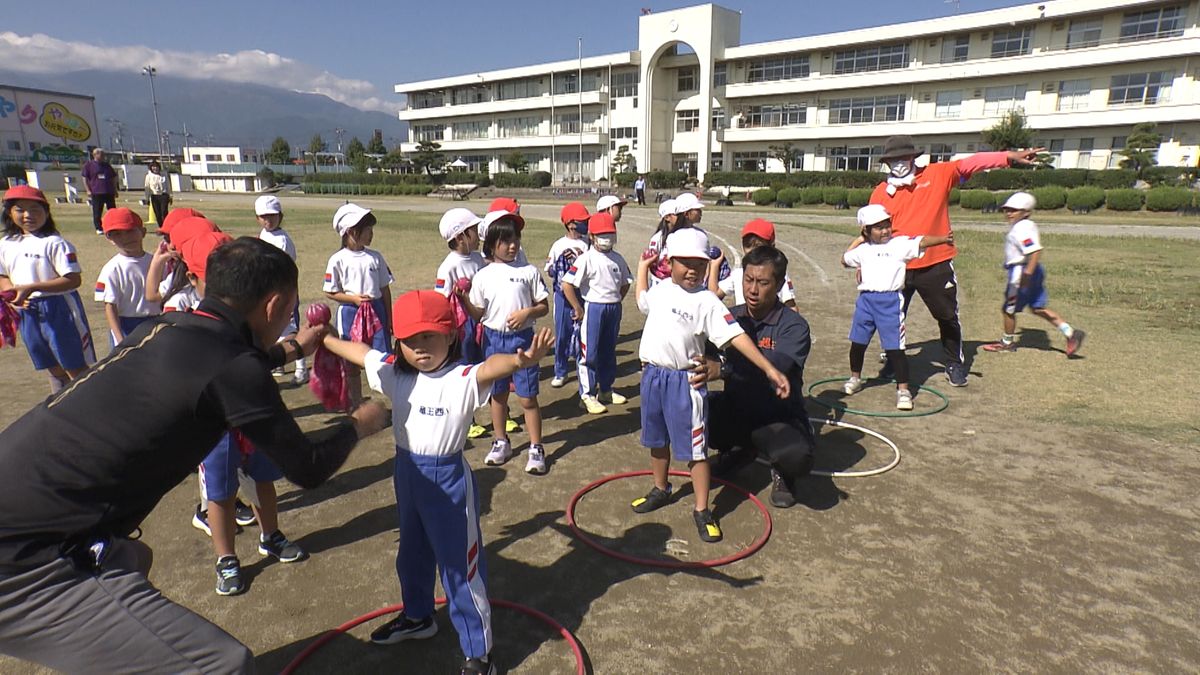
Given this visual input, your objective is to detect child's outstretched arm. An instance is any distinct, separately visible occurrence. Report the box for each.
[918,232,954,250]
[727,333,791,398]
[476,326,553,388]
[322,334,373,368]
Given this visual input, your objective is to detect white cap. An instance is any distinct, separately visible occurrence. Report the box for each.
[596,195,627,212]
[478,209,525,241]
[439,208,482,241]
[254,195,282,216]
[674,192,705,214]
[658,199,677,219]
[665,228,711,259]
[333,203,374,236]
[1002,191,1037,211]
[857,204,892,227]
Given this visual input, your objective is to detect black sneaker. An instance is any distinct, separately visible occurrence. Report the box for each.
[769,469,797,509]
[370,614,437,645]
[631,484,673,513]
[693,508,723,543]
[258,530,306,563]
[215,556,245,596]
[945,362,968,387]
[191,506,242,538]
[461,656,497,675]
[234,500,257,527]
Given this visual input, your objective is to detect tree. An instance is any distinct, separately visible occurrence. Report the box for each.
[411,139,444,176]
[1120,123,1161,179]
[981,110,1033,151]
[503,151,530,173]
[308,134,327,165]
[611,145,635,174]
[346,137,367,172]
[266,137,291,165]
[367,131,387,155]
[768,142,801,173]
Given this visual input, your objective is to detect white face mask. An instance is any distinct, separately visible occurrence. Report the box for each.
[886,159,914,179]
[594,234,616,252]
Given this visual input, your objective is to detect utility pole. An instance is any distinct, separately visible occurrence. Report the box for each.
[578,37,584,183]
[142,66,164,163]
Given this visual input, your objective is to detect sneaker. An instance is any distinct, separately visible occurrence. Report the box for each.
[693,508,723,543]
[878,351,888,363]
[1066,329,1086,357]
[215,556,245,596]
[292,370,309,385]
[769,469,797,509]
[525,444,547,475]
[550,376,566,388]
[485,439,512,466]
[234,500,257,527]
[599,390,627,405]
[982,341,1017,352]
[945,362,968,387]
[369,613,438,645]
[631,484,673,513]
[258,530,307,563]
[896,389,914,411]
[580,395,607,414]
[192,506,212,536]
[843,376,864,395]
[271,368,286,378]
[467,423,488,439]
[461,656,497,675]
[505,418,519,433]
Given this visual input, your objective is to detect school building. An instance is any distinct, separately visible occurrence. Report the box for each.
[393,0,1200,183]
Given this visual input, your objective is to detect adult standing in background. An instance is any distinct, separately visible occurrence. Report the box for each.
[81,148,119,235]
[633,174,647,206]
[143,161,169,226]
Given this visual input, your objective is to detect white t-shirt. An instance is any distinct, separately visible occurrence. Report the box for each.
[259,227,297,261]
[842,236,923,292]
[563,248,632,304]
[323,248,393,300]
[434,251,485,298]
[719,267,797,306]
[0,233,81,298]
[95,252,159,316]
[364,352,490,457]
[637,279,744,370]
[159,272,200,312]
[1004,218,1043,267]
[545,236,588,292]
[469,262,549,332]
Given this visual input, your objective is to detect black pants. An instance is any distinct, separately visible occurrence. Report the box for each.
[149,194,169,225]
[708,392,815,481]
[901,260,963,367]
[635,188,646,205]
[90,194,116,232]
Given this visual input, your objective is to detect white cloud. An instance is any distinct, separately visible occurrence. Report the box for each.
[0,32,396,113]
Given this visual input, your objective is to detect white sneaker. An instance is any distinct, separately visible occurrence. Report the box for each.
[485,439,512,466]
[896,389,914,411]
[525,444,547,475]
[271,368,286,378]
[843,377,864,395]
[599,390,627,405]
[580,395,607,415]
[550,376,565,388]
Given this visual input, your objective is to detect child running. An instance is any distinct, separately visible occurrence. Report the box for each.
[562,212,632,414]
[0,186,95,393]
[633,228,790,543]
[462,211,550,475]
[715,219,798,310]
[982,192,1086,356]
[95,208,159,349]
[841,204,953,410]
[323,290,553,675]
[544,202,590,388]
[256,195,307,384]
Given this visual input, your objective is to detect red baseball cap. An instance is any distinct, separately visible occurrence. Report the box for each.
[489,197,520,214]
[560,202,589,225]
[3,185,48,204]
[391,289,455,340]
[170,216,221,248]
[101,207,144,233]
[180,231,233,281]
[587,212,617,235]
[741,218,776,242]
[159,207,204,235]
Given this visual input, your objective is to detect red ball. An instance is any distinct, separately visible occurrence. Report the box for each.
[306,302,331,327]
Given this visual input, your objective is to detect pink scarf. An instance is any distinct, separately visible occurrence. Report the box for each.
[0,290,20,349]
[305,303,351,412]
[350,300,382,344]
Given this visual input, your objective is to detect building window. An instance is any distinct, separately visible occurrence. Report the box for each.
[611,70,639,98]
[677,67,698,93]
[929,143,955,163]
[410,90,444,109]
[745,103,805,127]
[1077,137,1094,168]
[452,120,490,140]
[1109,72,1172,105]
[828,95,905,124]
[713,63,727,87]
[610,126,637,150]
[204,154,221,161]
[1108,136,1127,168]
[935,90,962,118]
[497,116,541,138]
[453,87,490,105]
[672,153,699,176]
[1047,139,1065,167]
[552,150,597,179]
[746,54,810,82]
[941,35,969,63]
[711,107,726,130]
[710,152,724,172]
[1057,79,1091,111]
[5,140,19,151]
[1066,18,1102,49]
[413,124,445,142]
[553,111,601,135]
[554,72,579,95]
[732,151,768,172]
[457,154,491,172]
[983,85,1027,115]
[833,43,909,74]
[828,146,882,171]
[1120,6,1184,42]
[226,154,236,162]
[497,79,539,100]
[991,27,1032,58]
[675,109,700,133]
[191,154,200,161]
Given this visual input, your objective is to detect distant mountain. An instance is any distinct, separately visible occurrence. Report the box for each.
[0,69,406,154]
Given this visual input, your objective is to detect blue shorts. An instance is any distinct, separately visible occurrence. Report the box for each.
[640,364,708,461]
[18,292,96,371]
[335,299,391,352]
[199,432,284,502]
[112,315,153,347]
[1004,265,1048,314]
[483,327,538,398]
[849,291,906,351]
[460,315,484,365]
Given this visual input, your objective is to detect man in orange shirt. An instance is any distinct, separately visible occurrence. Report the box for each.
[869,135,1041,387]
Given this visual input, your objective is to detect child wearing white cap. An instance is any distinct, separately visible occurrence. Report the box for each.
[644,199,679,286]
[842,204,953,410]
[435,207,491,439]
[633,227,790,543]
[256,195,307,384]
[982,192,1085,356]
[595,194,627,223]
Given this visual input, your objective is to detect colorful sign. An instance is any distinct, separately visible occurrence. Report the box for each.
[39,102,92,142]
[0,86,98,163]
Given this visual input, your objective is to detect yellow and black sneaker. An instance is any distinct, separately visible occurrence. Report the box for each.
[631,484,673,514]
[467,423,487,440]
[693,508,723,543]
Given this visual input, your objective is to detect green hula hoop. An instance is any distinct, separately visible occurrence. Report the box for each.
[806,377,949,418]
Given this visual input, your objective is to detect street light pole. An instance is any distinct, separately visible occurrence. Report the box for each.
[142,66,164,163]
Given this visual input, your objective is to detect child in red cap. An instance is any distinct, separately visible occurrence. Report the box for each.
[323,290,554,675]
[95,207,159,349]
[714,218,798,310]
[544,202,590,388]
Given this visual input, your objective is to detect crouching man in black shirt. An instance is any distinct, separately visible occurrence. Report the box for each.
[696,246,816,508]
[0,238,389,674]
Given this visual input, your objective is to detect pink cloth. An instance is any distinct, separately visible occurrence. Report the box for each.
[0,290,20,349]
[305,302,351,412]
[350,300,382,344]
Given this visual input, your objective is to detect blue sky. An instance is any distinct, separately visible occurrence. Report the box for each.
[3,0,1026,111]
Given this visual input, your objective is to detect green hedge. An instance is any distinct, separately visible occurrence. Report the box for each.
[752,188,776,206]
[301,182,434,196]
[1089,170,1137,190]
[1140,166,1197,187]
[301,171,491,186]
[822,186,848,206]
[1066,187,1105,210]
[949,188,960,205]
[492,171,552,188]
[1029,186,1067,210]
[1105,188,1144,211]
[799,186,824,204]
[1145,186,1192,211]
[613,170,685,189]
[959,190,995,210]
[775,187,802,207]
[846,188,872,207]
